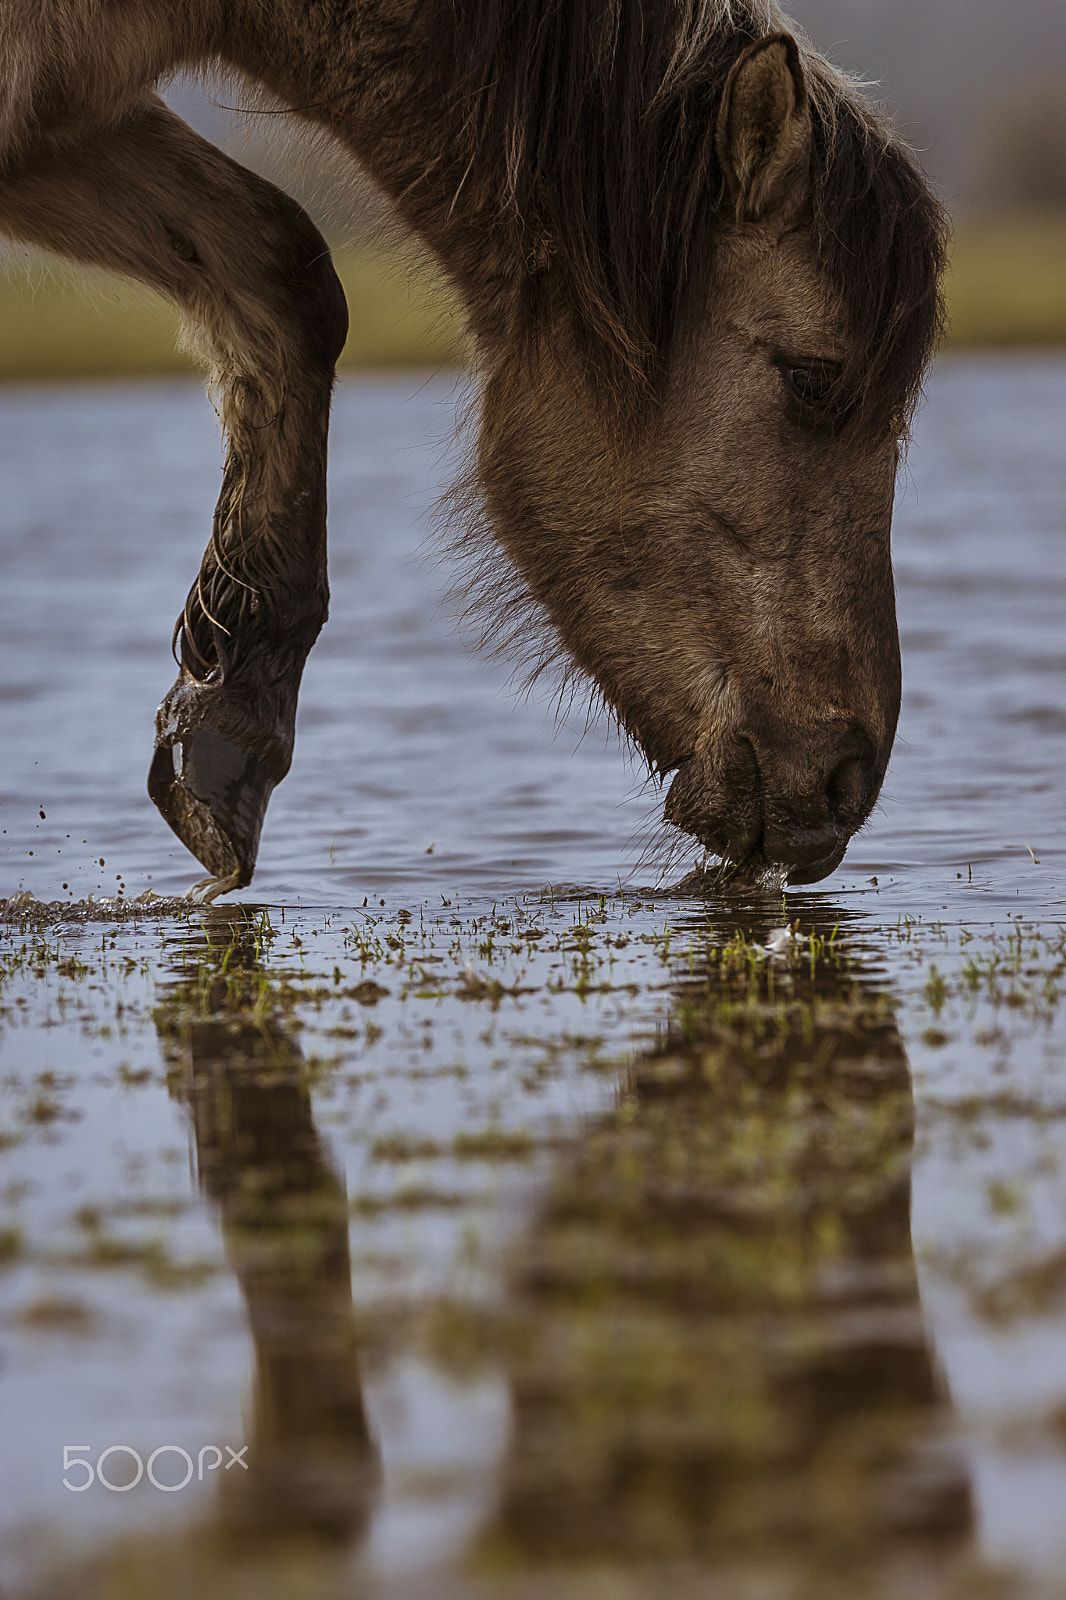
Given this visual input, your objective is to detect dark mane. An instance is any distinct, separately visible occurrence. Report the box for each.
[434,0,949,429]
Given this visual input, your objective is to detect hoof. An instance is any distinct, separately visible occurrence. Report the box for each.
[148,724,278,889]
[184,871,244,905]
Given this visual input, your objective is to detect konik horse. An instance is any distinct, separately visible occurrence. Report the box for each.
[0,0,947,897]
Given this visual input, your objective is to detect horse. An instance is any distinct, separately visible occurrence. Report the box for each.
[0,0,947,900]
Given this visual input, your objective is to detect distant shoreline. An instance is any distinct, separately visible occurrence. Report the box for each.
[2,214,1065,382]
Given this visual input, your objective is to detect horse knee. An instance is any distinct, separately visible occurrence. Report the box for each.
[270,198,349,373]
[306,245,349,372]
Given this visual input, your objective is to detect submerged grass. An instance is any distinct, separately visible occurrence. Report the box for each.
[0,888,1065,1598]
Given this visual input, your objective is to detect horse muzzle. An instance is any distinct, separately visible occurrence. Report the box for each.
[664,722,884,886]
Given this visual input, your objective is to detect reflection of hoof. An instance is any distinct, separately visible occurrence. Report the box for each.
[184,872,244,905]
[149,672,289,887]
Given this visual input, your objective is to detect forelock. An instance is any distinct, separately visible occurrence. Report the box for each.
[804,63,949,434]
[437,0,948,431]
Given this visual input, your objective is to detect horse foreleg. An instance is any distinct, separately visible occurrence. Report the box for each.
[0,99,348,896]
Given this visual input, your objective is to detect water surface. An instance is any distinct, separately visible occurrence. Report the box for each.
[0,357,1064,1599]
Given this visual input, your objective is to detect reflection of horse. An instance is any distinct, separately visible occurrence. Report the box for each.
[153,915,973,1587]
[150,907,972,1590]
[159,921,378,1544]
[489,911,974,1578]
[0,3,946,896]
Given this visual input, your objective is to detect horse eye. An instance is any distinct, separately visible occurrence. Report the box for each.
[784,360,841,409]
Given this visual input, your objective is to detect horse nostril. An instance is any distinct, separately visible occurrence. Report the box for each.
[826,754,870,822]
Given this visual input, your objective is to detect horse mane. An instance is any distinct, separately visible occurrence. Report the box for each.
[433,0,949,431]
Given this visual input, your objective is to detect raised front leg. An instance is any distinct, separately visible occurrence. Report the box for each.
[0,99,348,897]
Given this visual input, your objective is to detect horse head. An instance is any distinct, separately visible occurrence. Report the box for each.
[462,24,946,883]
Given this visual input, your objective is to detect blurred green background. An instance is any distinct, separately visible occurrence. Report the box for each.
[0,245,467,380]
[3,217,1065,381]
[2,0,1065,381]
[1,215,1065,381]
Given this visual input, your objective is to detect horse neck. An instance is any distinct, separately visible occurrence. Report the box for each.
[221,0,521,350]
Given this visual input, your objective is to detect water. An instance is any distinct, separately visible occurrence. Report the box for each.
[1,360,1063,908]
[0,356,1064,1599]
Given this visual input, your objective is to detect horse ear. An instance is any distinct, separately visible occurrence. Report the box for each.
[716,33,811,225]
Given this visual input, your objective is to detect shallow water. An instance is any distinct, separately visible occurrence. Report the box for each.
[0,357,1064,1599]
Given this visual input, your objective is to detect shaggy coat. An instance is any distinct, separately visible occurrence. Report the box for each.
[0,0,948,893]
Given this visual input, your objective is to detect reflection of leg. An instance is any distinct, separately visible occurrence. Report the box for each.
[0,101,348,892]
[493,990,972,1567]
[177,1013,377,1543]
